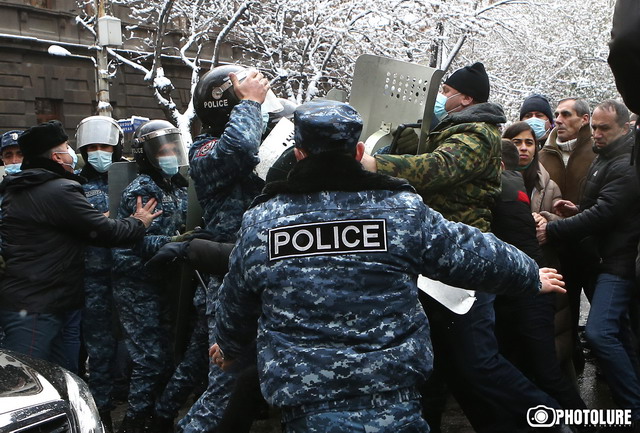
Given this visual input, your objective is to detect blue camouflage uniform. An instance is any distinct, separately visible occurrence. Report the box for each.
[112,173,188,419]
[213,100,545,432]
[177,99,264,433]
[214,154,544,432]
[81,174,118,412]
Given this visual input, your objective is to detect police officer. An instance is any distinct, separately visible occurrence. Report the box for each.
[176,65,271,433]
[0,130,24,258]
[111,120,189,433]
[1,130,24,175]
[75,116,126,432]
[209,100,566,432]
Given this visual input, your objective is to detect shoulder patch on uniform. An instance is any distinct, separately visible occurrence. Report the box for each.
[194,139,218,158]
[269,219,388,261]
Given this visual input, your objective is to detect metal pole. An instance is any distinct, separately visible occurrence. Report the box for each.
[96,0,112,117]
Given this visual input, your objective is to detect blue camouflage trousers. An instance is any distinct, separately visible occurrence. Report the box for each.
[113,278,173,417]
[282,389,429,433]
[178,278,238,433]
[83,275,117,410]
[155,289,209,420]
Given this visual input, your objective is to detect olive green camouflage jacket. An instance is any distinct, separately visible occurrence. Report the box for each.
[375,102,506,232]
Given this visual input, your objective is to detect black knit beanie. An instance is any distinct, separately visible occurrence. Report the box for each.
[519,94,554,122]
[443,62,490,103]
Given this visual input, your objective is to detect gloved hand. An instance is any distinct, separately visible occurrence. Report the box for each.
[393,127,419,155]
[145,241,189,271]
[171,228,216,243]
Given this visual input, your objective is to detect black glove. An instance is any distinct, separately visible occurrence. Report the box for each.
[172,228,216,243]
[145,241,190,271]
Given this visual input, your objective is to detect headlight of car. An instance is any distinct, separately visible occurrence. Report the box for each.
[64,371,105,433]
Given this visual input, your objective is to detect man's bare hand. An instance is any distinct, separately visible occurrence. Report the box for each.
[538,267,566,294]
[360,152,378,173]
[552,199,579,217]
[230,70,269,104]
[131,196,162,228]
[209,343,235,371]
[536,221,548,245]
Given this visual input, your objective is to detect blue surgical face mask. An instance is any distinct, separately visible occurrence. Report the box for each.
[4,163,21,174]
[434,93,448,121]
[88,150,113,173]
[525,117,548,140]
[158,155,179,176]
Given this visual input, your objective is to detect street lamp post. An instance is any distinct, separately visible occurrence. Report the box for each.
[95,0,122,117]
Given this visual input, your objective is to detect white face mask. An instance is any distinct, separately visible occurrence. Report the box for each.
[53,146,78,170]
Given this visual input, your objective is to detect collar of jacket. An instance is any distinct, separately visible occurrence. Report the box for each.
[437,102,507,131]
[593,130,635,157]
[544,123,593,156]
[256,152,415,203]
[20,156,86,184]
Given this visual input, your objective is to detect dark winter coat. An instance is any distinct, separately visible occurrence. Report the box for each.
[0,159,146,313]
[547,132,640,279]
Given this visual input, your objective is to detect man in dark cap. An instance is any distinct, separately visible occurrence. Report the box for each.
[1,130,24,175]
[520,94,555,145]
[362,63,561,431]
[209,100,566,432]
[0,120,161,368]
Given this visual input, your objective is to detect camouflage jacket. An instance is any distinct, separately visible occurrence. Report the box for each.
[188,100,264,242]
[112,173,188,278]
[214,154,540,410]
[82,174,111,276]
[375,102,505,231]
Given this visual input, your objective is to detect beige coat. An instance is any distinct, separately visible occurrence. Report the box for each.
[530,163,562,213]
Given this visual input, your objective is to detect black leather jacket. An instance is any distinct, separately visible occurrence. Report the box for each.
[0,161,146,313]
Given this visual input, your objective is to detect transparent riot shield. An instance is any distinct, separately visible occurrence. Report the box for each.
[349,54,443,154]
[108,161,138,218]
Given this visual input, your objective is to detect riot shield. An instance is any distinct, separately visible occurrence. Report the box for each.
[255,118,295,181]
[108,161,138,218]
[349,54,443,154]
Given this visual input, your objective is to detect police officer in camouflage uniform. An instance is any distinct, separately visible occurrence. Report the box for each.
[75,116,125,432]
[210,100,567,433]
[176,65,270,433]
[112,120,189,433]
[361,63,561,431]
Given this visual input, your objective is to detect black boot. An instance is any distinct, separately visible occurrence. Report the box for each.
[117,412,147,433]
[149,415,174,433]
[99,409,113,433]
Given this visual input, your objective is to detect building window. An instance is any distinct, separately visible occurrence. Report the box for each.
[35,98,63,124]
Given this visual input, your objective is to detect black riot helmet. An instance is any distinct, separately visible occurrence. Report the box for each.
[76,116,124,164]
[193,64,246,136]
[132,119,188,178]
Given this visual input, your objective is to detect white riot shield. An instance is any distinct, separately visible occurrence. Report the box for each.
[108,161,138,218]
[349,54,443,154]
[255,118,295,181]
